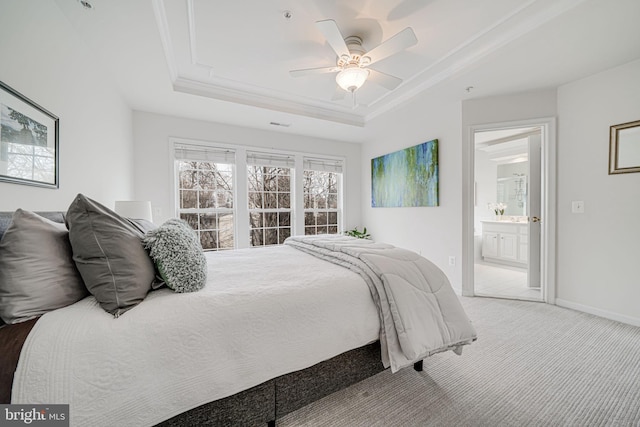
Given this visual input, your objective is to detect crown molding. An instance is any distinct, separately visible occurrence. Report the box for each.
[152,0,178,82]
[172,77,365,127]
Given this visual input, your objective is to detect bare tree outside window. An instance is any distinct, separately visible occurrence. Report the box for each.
[303,170,340,235]
[248,165,292,246]
[177,160,234,251]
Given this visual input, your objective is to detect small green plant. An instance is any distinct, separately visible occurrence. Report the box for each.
[344,226,371,239]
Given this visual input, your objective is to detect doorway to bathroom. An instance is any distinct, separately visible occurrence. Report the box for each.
[472,125,543,301]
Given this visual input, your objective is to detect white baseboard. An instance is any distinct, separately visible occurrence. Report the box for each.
[555,298,640,327]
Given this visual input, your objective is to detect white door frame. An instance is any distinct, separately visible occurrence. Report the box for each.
[462,117,557,303]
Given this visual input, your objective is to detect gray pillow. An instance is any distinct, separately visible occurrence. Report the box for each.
[129,218,166,290]
[0,209,87,324]
[66,194,156,317]
[143,219,207,293]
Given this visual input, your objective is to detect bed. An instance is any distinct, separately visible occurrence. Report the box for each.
[0,205,476,426]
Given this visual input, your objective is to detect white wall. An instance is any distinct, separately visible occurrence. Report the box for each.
[132,111,362,227]
[0,1,133,212]
[556,59,640,324]
[362,91,463,288]
[462,90,558,127]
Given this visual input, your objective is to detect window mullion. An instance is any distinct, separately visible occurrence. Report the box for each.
[235,146,250,249]
[293,154,304,236]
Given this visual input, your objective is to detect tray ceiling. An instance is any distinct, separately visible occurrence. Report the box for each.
[54,0,640,141]
[155,0,590,126]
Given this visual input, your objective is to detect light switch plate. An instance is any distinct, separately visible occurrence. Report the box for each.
[571,201,584,213]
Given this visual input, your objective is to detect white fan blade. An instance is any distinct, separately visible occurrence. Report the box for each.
[331,85,346,101]
[290,67,340,78]
[315,19,350,58]
[368,69,403,90]
[364,27,417,65]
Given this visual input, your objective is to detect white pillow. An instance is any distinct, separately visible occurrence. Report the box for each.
[0,209,87,324]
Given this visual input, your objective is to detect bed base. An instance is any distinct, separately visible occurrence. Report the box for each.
[157,341,425,427]
[157,341,388,426]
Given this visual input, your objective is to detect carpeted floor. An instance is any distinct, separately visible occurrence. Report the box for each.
[278,297,640,426]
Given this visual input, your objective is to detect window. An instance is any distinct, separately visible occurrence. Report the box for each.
[303,158,342,236]
[175,144,235,251]
[173,139,345,249]
[247,152,293,247]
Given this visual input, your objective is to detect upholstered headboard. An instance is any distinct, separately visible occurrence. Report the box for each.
[0,211,66,241]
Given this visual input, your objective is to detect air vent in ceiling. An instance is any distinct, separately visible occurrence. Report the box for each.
[269,121,291,128]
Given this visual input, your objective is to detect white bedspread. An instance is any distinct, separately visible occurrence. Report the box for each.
[12,246,380,426]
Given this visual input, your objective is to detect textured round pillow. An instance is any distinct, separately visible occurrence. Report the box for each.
[143,219,207,293]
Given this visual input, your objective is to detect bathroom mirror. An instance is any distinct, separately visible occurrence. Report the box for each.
[496,164,527,216]
[609,119,640,174]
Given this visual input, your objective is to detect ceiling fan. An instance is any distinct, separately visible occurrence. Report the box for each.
[290,19,418,102]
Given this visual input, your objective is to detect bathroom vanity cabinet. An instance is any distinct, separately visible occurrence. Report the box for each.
[481,221,528,266]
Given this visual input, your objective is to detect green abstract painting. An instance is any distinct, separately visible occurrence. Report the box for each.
[371,139,439,207]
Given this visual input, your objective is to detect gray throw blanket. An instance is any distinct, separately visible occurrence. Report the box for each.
[285,235,477,372]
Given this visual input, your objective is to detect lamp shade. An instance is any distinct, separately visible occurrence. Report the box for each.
[114,201,153,222]
[336,67,369,92]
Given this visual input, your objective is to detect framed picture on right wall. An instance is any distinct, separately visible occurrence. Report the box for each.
[371,139,439,207]
[609,119,640,174]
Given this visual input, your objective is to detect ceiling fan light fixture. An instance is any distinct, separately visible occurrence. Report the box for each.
[336,67,370,92]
